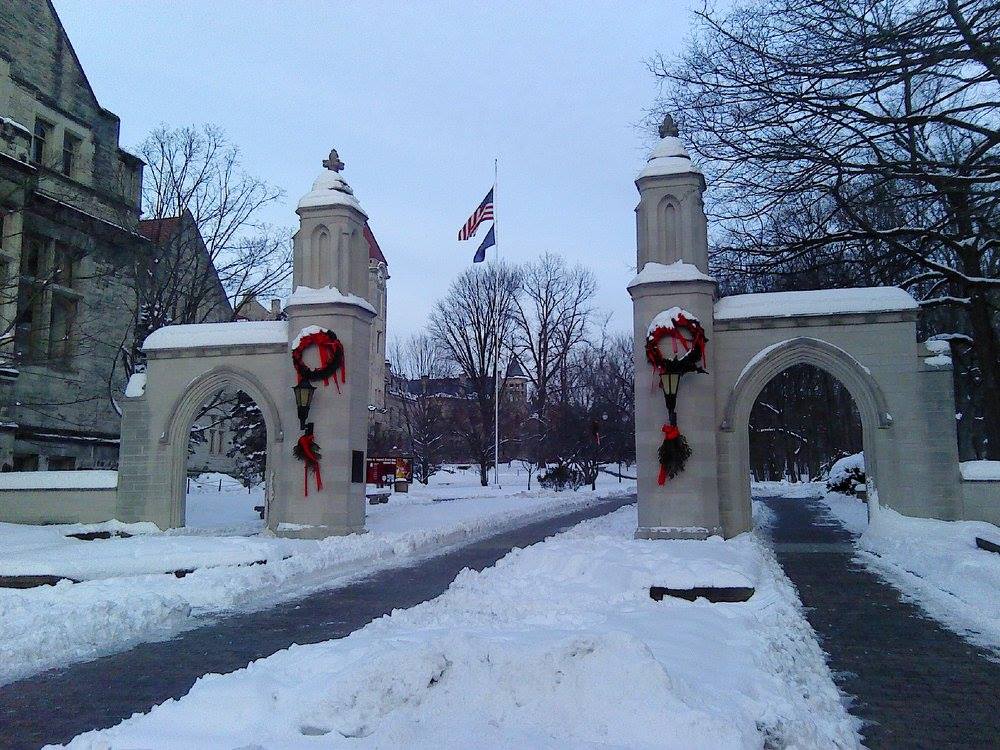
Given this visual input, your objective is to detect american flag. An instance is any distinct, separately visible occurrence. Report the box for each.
[457,187,494,241]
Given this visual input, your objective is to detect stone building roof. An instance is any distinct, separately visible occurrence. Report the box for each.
[364,222,387,266]
[137,216,182,244]
[505,358,527,379]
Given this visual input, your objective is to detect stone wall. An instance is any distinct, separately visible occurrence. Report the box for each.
[962,479,1000,526]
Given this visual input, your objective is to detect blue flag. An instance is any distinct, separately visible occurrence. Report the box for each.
[473,225,495,263]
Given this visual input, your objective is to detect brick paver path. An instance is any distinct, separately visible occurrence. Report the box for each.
[0,495,634,750]
[761,494,1000,749]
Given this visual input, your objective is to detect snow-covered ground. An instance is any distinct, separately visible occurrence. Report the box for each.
[858,504,1000,656]
[767,481,1000,657]
[62,507,860,749]
[0,467,633,686]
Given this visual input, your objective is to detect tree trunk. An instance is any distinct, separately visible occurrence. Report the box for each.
[968,293,1000,459]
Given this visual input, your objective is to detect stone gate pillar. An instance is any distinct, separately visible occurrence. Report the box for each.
[272,150,375,537]
[629,116,722,539]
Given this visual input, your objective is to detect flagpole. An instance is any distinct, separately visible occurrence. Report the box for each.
[493,156,501,488]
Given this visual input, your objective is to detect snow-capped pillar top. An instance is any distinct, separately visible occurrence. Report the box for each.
[635,115,710,274]
[292,149,371,299]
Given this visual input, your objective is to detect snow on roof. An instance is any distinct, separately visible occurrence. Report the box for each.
[297,170,367,215]
[959,461,1000,482]
[287,285,377,315]
[628,261,714,289]
[0,115,31,135]
[637,136,700,179]
[0,470,118,491]
[143,320,289,351]
[124,373,146,398]
[715,287,917,321]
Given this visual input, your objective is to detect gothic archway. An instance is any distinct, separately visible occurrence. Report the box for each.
[160,366,285,528]
[719,337,893,534]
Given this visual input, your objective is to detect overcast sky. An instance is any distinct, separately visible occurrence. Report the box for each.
[53,1,691,339]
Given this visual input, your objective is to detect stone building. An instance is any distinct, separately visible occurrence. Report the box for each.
[0,0,145,471]
[365,223,389,425]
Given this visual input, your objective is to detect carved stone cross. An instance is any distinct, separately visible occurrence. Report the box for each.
[322,148,345,172]
[659,115,679,139]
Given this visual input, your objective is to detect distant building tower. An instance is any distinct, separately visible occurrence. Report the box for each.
[504,358,530,404]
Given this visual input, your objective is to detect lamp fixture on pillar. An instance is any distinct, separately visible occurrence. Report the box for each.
[659,371,682,423]
[292,380,317,430]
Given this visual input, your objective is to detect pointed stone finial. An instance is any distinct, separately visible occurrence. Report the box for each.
[658,115,679,139]
[322,148,345,172]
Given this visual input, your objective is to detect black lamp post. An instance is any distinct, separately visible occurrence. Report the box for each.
[292,380,317,430]
[659,370,683,425]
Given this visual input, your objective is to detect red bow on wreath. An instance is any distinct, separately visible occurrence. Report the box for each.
[293,426,323,497]
[292,329,346,391]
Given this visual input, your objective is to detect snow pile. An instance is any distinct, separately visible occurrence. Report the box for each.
[297,168,366,214]
[142,320,288,351]
[0,473,633,686]
[858,506,1000,655]
[715,286,916,320]
[123,373,146,398]
[628,260,713,289]
[637,134,699,178]
[960,460,1000,481]
[0,470,118,491]
[62,509,859,749]
[923,339,952,367]
[287,285,376,314]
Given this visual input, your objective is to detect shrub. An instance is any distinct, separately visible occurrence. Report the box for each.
[826,452,866,496]
[538,464,585,491]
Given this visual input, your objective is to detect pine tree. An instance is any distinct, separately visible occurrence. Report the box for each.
[226,391,266,487]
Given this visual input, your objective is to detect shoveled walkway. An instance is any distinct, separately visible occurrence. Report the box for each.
[0,495,634,750]
[761,494,1000,749]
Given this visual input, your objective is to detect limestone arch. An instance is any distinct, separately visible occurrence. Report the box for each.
[720,337,893,530]
[160,365,285,528]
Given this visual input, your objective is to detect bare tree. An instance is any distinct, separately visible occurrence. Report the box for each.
[512,252,597,467]
[388,333,452,483]
[126,124,291,376]
[429,262,521,485]
[652,0,1000,456]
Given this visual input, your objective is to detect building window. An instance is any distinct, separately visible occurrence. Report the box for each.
[47,456,76,471]
[48,294,76,362]
[15,278,44,360]
[13,454,39,471]
[62,132,81,177]
[21,235,44,278]
[32,118,53,164]
[53,243,76,287]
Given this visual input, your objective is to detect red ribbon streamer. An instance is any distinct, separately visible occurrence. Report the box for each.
[657,424,681,486]
[297,433,323,496]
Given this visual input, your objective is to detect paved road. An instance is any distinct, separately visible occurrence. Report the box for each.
[0,495,634,750]
[761,494,1000,749]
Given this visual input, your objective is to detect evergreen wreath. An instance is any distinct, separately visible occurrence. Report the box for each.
[645,312,707,376]
[645,310,708,486]
[292,328,346,390]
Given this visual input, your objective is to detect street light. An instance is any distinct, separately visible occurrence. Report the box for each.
[292,380,317,430]
[659,370,682,423]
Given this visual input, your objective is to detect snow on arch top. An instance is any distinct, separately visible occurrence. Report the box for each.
[715,286,917,321]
